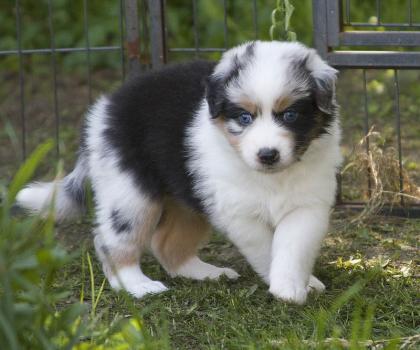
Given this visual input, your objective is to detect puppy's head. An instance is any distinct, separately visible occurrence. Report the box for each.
[206,41,338,172]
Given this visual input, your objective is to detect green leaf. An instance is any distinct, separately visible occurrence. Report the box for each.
[7,140,54,206]
[10,255,38,270]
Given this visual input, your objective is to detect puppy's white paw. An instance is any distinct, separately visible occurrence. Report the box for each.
[108,265,168,298]
[124,280,168,299]
[269,279,308,305]
[216,267,240,280]
[172,256,239,280]
[307,275,326,293]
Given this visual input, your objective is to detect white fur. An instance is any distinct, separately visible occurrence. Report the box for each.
[16,180,80,221]
[187,110,340,303]
[240,115,295,171]
[86,97,170,297]
[187,41,342,304]
[109,265,168,298]
[171,256,239,280]
[16,41,342,304]
[308,275,326,293]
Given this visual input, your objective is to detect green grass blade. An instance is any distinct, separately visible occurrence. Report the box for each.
[350,305,362,349]
[92,278,107,315]
[0,312,18,350]
[361,304,375,342]
[7,140,53,205]
[80,249,86,304]
[86,252,95,317]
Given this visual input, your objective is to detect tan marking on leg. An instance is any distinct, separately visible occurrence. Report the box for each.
[135,201,164,249]
[151,198,211,273]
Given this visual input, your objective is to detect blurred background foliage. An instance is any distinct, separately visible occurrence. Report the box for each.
[0,0,419,203]
[0,0,419,72]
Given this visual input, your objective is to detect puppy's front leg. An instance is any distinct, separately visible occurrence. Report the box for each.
[269,206,330,304]
[223,218,273,283]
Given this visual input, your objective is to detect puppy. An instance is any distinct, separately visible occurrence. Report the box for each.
[16,41,342,304]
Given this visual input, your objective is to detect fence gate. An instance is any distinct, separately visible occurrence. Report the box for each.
[312,0,420,217]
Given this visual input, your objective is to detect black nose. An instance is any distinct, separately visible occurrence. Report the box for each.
[257,148,280,165]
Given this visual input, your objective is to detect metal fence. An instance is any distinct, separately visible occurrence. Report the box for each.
[0,1,144,161]
[313,0,420,216]
[1,0,419,216]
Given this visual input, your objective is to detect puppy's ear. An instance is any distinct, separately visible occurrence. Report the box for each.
[205,75,225,118]
[307,49,338,115]
[313,72,337,115]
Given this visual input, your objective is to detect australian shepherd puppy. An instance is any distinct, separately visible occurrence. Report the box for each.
[16,41,342,304]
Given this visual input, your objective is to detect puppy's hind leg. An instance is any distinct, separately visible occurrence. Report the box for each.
[92,174,168,298]
[151,199,239,280]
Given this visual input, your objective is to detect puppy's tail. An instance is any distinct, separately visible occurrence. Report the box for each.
[15,153,89,221]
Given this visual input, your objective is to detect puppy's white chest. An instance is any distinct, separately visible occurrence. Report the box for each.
[205,172,291,228]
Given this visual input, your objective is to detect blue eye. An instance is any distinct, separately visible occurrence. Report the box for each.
[237,113,253,126]
[283,110,298,123]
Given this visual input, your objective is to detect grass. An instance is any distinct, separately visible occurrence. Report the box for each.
[52,210,420,349]
[1,70,419,347]
[1,144,419,349]
[1,64,419,350]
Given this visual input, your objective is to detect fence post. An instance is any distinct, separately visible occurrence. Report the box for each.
[124,0,141,74]
[148,0,167,68]
[312,0,328,59]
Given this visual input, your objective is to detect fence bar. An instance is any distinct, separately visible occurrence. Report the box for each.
[362,70,372,197]
[223,0,228,48]
[336,173,343,205]
[337,204,420,218]
[15,0,26,160]
[393,70,404,205]
[119,0,126,81]
[192,0,199,58]
[0,46,121,56]
[83,0,92,103]
[376,0,381,25]
[327,51,420,69]
[124,0,141,74]
[148,0,167,68]
[346,22,420,28]
[312,0,328,59]
[338,31,420,47]
[47,0,60,157]
[326,0,341,46]
[140,0,149,65]
[408,0,413,26]
[345,0,350,24]
[252,0,258,39]
[168,47,226,53]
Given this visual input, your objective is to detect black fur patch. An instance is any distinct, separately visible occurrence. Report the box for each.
[225,42,255,86]
[63,155,88,208]
[110,209,132,234]
[274,94,333,155]
[313,77,337,115]
[206,75,225,118]
[101,245,110,255]
[104,60,217,212]
[206,41,255,118]
[274,56,336,155]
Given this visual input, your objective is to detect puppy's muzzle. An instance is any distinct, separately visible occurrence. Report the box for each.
[257,148,280,166]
